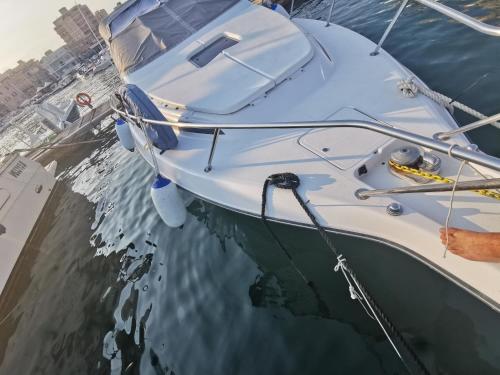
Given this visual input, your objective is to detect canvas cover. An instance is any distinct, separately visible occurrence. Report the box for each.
[100,0,239,75]
[117,84,178,151]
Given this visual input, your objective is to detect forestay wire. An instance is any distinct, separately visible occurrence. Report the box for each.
[261,172,431,375]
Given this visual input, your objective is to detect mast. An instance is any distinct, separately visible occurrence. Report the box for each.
[75,3,104,51]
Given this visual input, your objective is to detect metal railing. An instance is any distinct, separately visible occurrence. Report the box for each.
[289,0,335,26]
[356,178,500,200]
[111,105,500,174]
[325,0,335,27]
[434,113,500,141]
[371,0,500,55]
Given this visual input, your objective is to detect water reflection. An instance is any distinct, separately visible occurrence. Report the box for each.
[96,179,500,374]
[98,198,406,374]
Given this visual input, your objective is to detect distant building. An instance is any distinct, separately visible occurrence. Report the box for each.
[41,46,79,78]
[53,5,103,57]
[0,60,54,114]
[95,9,109,23]
[0,73,30,113]
[9,60,54,96]
[0,103,10,118]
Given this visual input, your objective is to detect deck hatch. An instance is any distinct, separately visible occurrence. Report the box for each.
[190,36,238,68]
[298,108,391,170]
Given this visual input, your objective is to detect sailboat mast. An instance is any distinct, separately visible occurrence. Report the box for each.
[76,3,104,51]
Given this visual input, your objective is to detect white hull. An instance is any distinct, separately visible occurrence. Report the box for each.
[35,100,80,133]
[110,2,500,311]
[93,56,113,75]
[0,156,57,296]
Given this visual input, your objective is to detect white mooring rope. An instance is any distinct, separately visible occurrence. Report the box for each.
[443,160,467,258]
[397,78,500,129]
[334,255,375,319]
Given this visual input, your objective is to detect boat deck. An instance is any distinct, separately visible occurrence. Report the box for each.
[127,18,500,311]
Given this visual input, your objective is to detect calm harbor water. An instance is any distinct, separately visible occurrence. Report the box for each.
[1,1,500,374]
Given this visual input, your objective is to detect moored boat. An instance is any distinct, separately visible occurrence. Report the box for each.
[0,154,57,297]
[101,0,500,316]
[35,99,80,134]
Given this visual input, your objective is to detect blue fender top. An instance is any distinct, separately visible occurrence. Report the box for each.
[119,84,178,151]
[152,174,171,189]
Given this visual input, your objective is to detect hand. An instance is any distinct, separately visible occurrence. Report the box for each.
[440,228,500,262]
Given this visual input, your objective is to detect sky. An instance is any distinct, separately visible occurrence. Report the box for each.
[0,0,119,73]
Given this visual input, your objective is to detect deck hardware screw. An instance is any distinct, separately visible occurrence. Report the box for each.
[386,202,403,216]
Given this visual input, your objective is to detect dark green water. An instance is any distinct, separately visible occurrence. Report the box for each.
[1,1,500,374]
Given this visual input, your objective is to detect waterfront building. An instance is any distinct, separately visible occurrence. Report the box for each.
[41,46,79,79]
[0,74,29,114]
[7,60,54,96]
[95,9,109,23]
[53,5,103,57]
[0,104,10,118]
[0,60,53,113]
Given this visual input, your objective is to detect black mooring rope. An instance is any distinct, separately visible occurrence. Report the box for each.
[260,174,331,316]
[261,172,431,375]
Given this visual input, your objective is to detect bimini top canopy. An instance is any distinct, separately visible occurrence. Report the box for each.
[99,0,239,75]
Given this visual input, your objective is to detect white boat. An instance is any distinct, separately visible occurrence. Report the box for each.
[35,99,80,134]
[92,53,113,75]
[0,155,57,296]
[101,0,500,315]
[75,71,88,82]
[76,63,94,81]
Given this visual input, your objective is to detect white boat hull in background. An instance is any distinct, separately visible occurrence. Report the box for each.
[0,156,57,296]
[35,100,80,134]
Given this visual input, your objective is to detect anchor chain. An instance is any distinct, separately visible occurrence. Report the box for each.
[389,160,500,200]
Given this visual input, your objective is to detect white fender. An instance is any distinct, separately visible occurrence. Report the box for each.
[115,118,135,152]
[151,175,187,228]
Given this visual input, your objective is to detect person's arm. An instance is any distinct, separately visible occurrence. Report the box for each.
[440,228,500,262]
